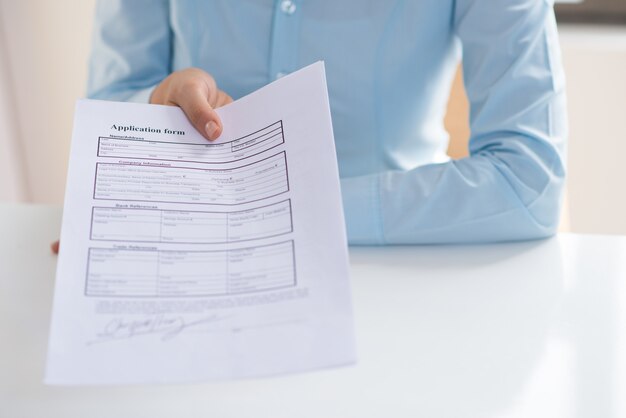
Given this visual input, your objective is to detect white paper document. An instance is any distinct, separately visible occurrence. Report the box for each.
[45,62,356,385]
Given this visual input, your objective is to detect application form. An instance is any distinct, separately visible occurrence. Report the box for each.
[45,62,356,385]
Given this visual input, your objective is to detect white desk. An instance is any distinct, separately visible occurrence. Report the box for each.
[1,204,626,418]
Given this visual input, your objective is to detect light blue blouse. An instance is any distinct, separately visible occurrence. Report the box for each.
[88,0,567,244]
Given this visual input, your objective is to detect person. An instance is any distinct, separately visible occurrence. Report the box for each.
[85,0,567,245]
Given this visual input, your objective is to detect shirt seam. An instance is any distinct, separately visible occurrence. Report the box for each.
[375,173,386,244]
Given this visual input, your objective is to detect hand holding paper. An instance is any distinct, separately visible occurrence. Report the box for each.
[46,62,356,385]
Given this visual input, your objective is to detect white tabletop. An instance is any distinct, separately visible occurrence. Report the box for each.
[1,204,626,418]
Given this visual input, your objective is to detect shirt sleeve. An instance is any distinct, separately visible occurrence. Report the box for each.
[87,0,171,103]
[342,0,567,245]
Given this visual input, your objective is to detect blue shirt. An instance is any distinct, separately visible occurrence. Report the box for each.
[87,0,567,244]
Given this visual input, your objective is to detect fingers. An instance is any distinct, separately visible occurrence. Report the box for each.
[51,240,60,255]
[215,90,233,108]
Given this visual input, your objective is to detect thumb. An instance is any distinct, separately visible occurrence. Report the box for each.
[176,86,223,141]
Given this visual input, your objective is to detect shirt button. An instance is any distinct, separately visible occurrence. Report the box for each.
[276,72,287,80]
[280,0,296,15]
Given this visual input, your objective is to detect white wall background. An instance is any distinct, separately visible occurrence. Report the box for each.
[0,23,27,202]
[559,26,626,235]
[0,0,96,203]
[0,1,625,235]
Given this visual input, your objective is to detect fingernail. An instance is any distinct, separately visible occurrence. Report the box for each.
[205,121,219,140]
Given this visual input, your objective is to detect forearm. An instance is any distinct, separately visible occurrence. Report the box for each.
[341,134,565,245]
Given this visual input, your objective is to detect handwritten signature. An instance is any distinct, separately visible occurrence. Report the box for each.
[90,313,232,344]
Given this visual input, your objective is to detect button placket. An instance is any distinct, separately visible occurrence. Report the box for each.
[268,0,302,81]
[280,0,296,15]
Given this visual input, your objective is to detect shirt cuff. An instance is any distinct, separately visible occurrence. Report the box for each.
[340,174,384,245]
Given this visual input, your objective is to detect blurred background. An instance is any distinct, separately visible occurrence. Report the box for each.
[0,0,625,235]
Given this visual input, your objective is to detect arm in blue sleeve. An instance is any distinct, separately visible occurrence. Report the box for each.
[87,0,171,103]
[342,0,567,245]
